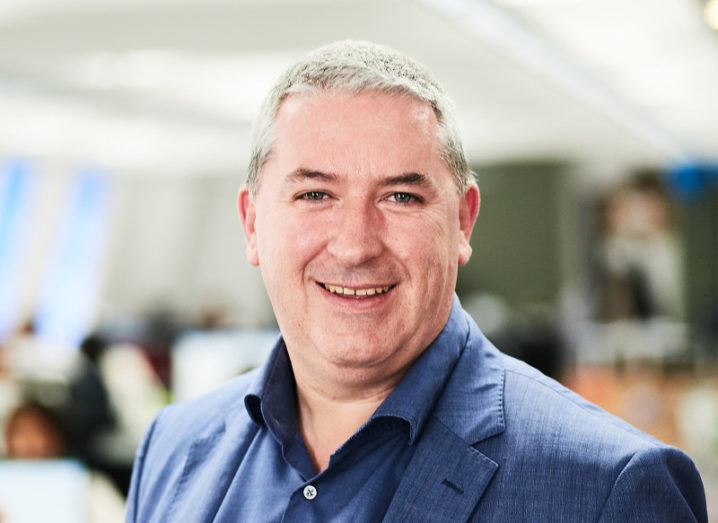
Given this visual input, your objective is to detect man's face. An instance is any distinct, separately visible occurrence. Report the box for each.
[239,90,479,385]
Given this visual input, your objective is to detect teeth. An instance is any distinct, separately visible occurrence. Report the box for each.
[322,283,392,296]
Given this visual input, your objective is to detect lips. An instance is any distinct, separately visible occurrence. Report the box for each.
[319,282,396,296]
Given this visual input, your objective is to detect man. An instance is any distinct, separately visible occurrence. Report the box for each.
[126,41,706,522]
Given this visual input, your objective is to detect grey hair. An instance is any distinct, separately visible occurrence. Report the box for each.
[246,40,473,195]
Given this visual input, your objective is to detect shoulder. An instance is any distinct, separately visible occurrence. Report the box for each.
[475,353,706,521]
[456,316,665,456]
[126,371,259,522]
[499,354,662,452]
[152,369,259,442]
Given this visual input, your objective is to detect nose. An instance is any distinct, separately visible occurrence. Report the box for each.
[326,199,385,266]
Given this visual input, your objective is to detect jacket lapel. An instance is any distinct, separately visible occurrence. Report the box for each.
[382,418,499,522]
[384,309,507,522]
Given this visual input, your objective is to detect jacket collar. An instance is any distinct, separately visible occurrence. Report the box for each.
[382,304,506,522]
[433,307,506,445]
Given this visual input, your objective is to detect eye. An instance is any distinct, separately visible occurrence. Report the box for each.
[388,192,419,204]
[299,191,328,201]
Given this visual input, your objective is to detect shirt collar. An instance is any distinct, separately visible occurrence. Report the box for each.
[244,295,469,446]
[244,338,298,445]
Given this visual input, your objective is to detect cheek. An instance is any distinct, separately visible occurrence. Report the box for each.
[257,211,327,274]
[389,210,456,268]
[291,219,327,256]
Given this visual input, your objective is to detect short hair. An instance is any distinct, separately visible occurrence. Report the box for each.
[246,40,473,195]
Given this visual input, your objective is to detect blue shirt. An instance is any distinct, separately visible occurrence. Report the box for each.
[213,309,465,522]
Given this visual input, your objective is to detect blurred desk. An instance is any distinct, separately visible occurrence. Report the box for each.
[0,460,89,523]
[0,459,125,523]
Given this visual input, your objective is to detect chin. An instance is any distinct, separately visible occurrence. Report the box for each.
[316,339,399,370]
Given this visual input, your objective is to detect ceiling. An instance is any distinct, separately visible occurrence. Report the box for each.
[1,0,716,180]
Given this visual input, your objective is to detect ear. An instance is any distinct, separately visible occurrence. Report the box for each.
[237,185,259,266]
[457,182,480,266]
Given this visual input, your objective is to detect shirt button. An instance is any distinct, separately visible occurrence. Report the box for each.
[303,485,317,500]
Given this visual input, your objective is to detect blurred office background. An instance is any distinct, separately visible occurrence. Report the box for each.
[1,0,717,520]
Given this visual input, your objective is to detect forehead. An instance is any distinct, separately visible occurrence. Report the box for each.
[268,90,444,179]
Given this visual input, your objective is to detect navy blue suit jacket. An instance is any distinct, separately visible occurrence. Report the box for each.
[126,307,707,522]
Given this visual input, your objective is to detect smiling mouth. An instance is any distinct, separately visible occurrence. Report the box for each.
[318,282,396,297]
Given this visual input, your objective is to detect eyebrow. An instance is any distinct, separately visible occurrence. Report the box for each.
[381,172,432,187]
[286,168,338,184]
[285,168,435,190]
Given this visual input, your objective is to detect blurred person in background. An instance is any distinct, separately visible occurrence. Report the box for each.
[597,174,684,322]
[5,402,67,459]
[69,335,116,458]
[126,41,706,522]
[2,327,117,466]
[0,319,160,500]
[3,401,125,522]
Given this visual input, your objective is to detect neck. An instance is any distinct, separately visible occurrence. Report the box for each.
[293,368,402,473]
